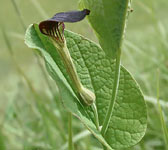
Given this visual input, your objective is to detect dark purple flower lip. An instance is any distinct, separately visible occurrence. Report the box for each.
[50,9,90,23]
[39,9,90,42]
[39,21,65,42]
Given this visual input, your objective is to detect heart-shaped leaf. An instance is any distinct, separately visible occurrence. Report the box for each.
[25,24,147,149]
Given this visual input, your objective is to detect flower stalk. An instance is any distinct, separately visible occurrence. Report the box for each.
[68,112,74,150]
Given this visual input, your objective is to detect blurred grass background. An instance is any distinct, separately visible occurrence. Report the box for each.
[0,0,168,150]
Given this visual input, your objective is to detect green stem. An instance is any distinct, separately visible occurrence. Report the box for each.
[156,69,168,149]
[101,48,121,136]
[68,113,74,150]
[91,103,100,131]
[103,145,108,150]
[60,130,91,150]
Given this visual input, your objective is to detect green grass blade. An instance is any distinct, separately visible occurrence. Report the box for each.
[29,0,48,19]
[60,130,90,150]
[68,113,74,150]
[1,27,13,56]
[157,70,168,148]
[0,130,6,150]
[10,0,57,100]
[10,0,26,30]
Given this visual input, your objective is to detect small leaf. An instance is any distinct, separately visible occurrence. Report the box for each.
[79,0,129,58]
[25,24,147,149]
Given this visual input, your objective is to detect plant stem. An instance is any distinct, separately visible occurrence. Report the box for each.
[101,48,121,137]
[68,113,74,150]
[103,145,108,150]
[60,130,91,150]
[91,103,100,131]
[156,69,168,149]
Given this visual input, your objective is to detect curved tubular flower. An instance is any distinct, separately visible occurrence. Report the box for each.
[38,9,95,106]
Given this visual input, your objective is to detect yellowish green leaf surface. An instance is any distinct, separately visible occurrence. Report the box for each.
[25,24,147,149]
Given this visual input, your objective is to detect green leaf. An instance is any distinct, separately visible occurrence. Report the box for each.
[25,24,147,149]
[25,24,112,150]
[79,0,129,59]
